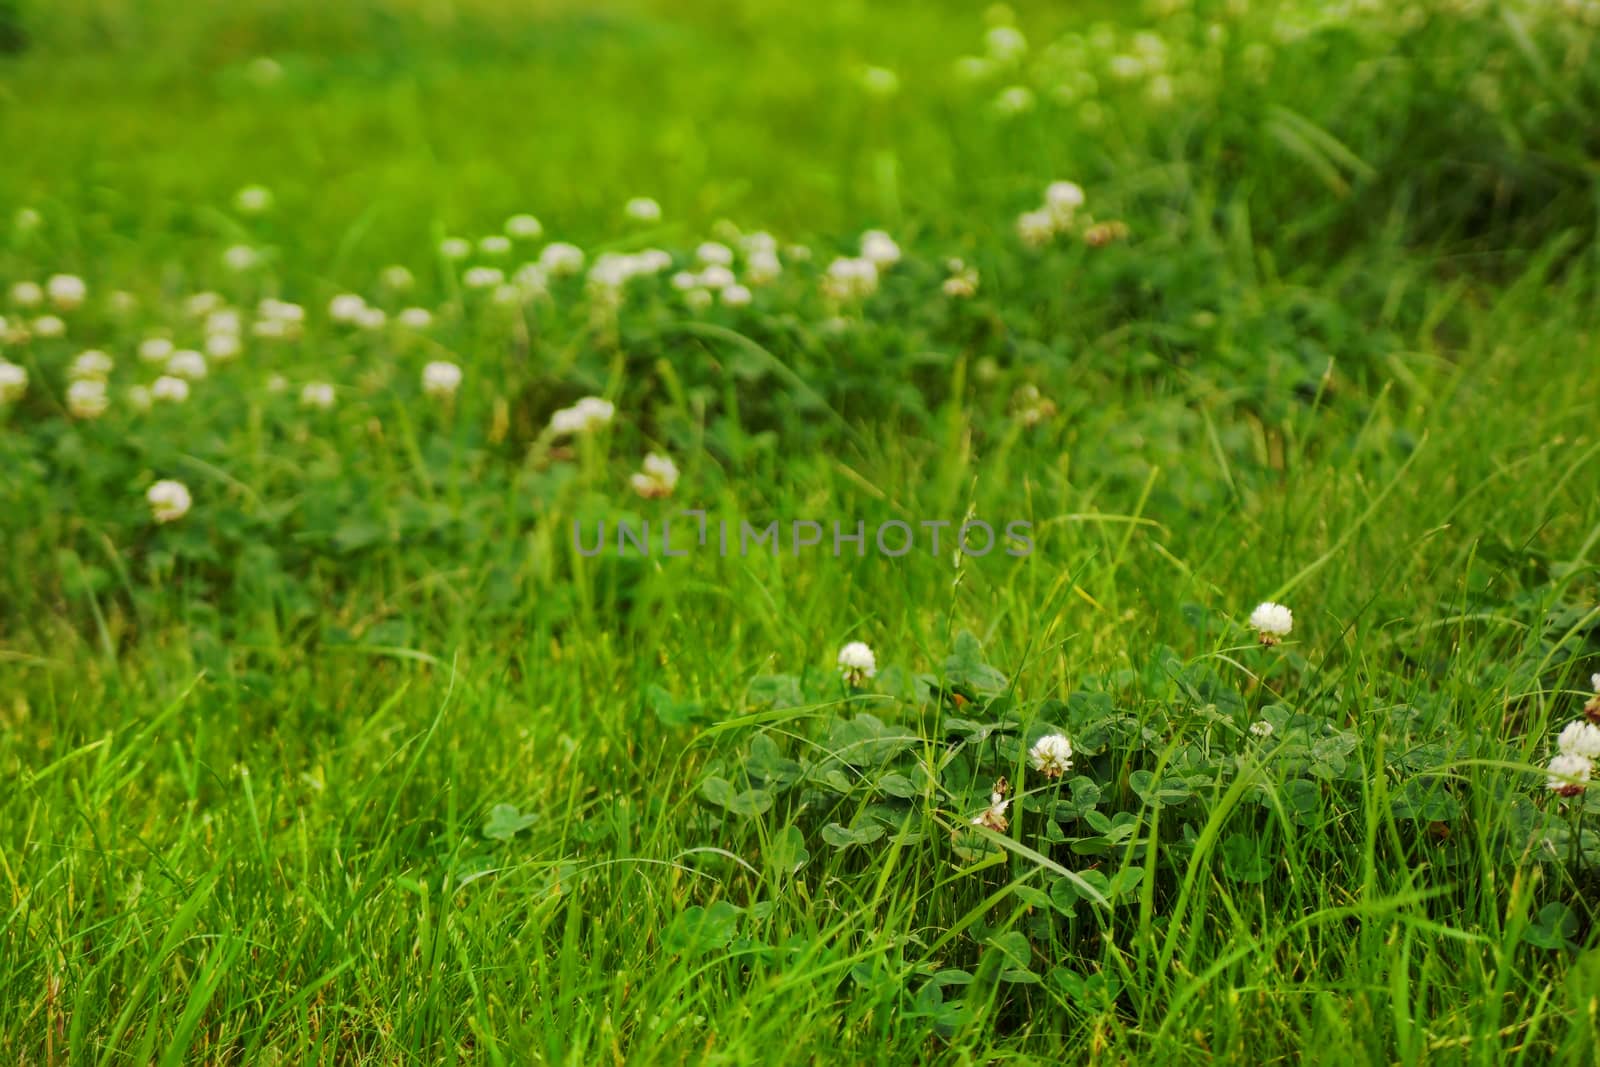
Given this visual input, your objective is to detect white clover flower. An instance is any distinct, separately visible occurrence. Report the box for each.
[398,307,433,330]
[106,290,138,316]
[138,337,175,364]
[720,284,752,308]
[422,360,462,399]
[126,384,152,412]
[683,288,713,313]
[356,307,387,331]
[860,230,901,268]
[166,350,208,380]
[151,375,191,404]
[741,231,777,255]
[206,333,242,361]
[746,249,782,286]
[1108,54,1145,81]
[859,65,900,96]
[9,281,43,307]
[971,779,1011,832]
[147,480,192,523]
[955,55,996,82]
[994,85,1035,115]
[548,395,614,436]
[234,184,274,214]
[985,25,1028,62]
[329,293,367,324]
[185,291,224,317]
[1016,209,1056,249]
[1045,180,1085,223]
[696,242,734,267]
[0,359,27,403]
[1249,601,1293,645]
[822,256,879,301]
[70,349,114,381]
[1249,720,1275,739]
[258,298,304,324]
[670,271,698,292]
[1028,733,1074,778]
[222,244,260,272]
[265,374,288,394]
[1592,673,1600,694]
[514,262,550,297]
[1558,720,1600,760]
[300,382,336,410]
[478,235,512,257]
[630,452,680,499]
[624,197,662,223]
[942,259,979,298]
[207,309,242,336]
[381,265,415,291]
[46,274,87,310]
[837,641,877,686]
[538,242,585,276]
[505,214,544,240]
[439,237,471,260]
[1547,753,1593,797]
[32,315,65,338]
[698,265,736,291]
[66,378,109,419]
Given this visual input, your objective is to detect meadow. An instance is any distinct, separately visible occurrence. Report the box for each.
[4,0,1600,1062]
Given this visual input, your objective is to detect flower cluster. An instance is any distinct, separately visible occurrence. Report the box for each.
[1545,714,1600,798]
[837,641,877,687]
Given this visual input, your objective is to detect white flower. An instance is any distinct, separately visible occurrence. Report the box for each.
[266,374,288,394]
[207,309,242,336]
[624,197,662,223]
[1045,181,1085,224]
[514,263,550,297]
[859,65,899,96]
[0,360,28,403]
[971,779,1011,832]
[630,452,679,498]
[234,185,273,214]
[942,259,979,298]
[422,360,462,398]
[670,270,699,292]
[329,293,367,324]
[1558,720,1600,760]
[381,265,415,291]
[860,230,901,267]
[548,395,614,436]
[683,288,712,312]
[720,284,752,308]
[1017,209,1056,248]
[697,265,736,291]
[746,249,782,285]
[70,350,114,380]
[126,385,152,412]
[166,350,208,380]
[439,237,471,260]
[258,298,304,324]
[47,274,87,310]
[538,242,585,276]
[185,291,224,317]
[1250,601,1293,645]
[147,480,192,523]
[1592,673,1600,694]
[506,214,544,240]
[837,641,877,685]
[478,235,512,257]
[139,337,175,364]
[696,242,734,267]
[1547,753,1593,797]
[636,249,672,274]
[106,290,138,316]
[66,378,109,419]
[206,333,242,361]
[398,307,433,330]
[356,307,387,331]
[300,382,336,410]
[151,376,190,404]
[822,257,879,301]
[1028,733,1074,778]
[222,244,260,272]
[1248,720,1275,739]
[9,281,43,307]
[32,315,65,338]
[985,25,1028,62]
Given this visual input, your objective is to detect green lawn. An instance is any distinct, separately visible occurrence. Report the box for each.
[4,0,1600,1062]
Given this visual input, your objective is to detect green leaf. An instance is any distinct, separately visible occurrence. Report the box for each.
[767,824,810,875]
[1220,833,1271,883]
[481,803,538,842]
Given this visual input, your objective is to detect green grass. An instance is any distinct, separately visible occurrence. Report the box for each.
[4,0,1600,1062]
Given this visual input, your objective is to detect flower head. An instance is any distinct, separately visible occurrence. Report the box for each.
[234,185,273,214]
[151,376,190,404]
[478,235,511,257]
[422,360,462,399]
[139,337,175,364]
[1547,753,1592,798]
[329,294,367,324]
[32,315,65,339]
[630,452,679,499]
[70,350,114,381]
[300,382,336,410]
[0,359,27,404]
[505,214,543,240]
[166,350,208,381]
[66,378,109,419]
[9,281,43,308]
[837,641,877,686]
[624,198,662,224]
[822,257,879,301]
[146,480,192,523]
[47,274,87,311]
[1028,733,1074,778]
[439,237,471,261]
[1250,601,1293,645]
[1558,719,1600,760]
[538,242,585,276]
[222,244,260,272]
[971,778,1010,832]
[1249,720,1275,739]
[720,284,752,308]
[859,230,901,268]
[548,396,614,436]
[398,307,433,330]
